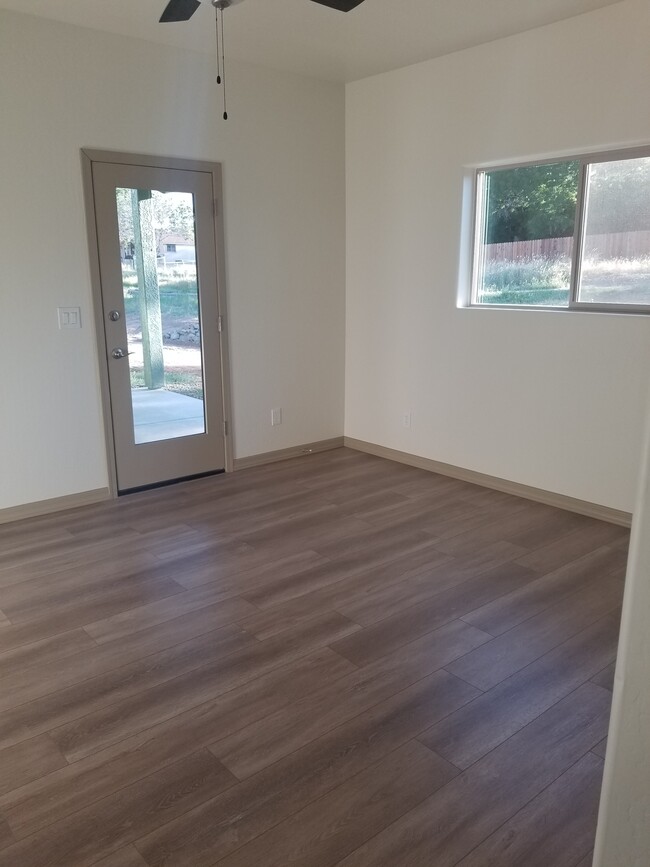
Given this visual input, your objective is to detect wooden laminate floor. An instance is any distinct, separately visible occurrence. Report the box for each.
[0,448,629,867]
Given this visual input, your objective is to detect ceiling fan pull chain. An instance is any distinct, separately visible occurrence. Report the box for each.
[215,7,221,84]
[220,6,228,119]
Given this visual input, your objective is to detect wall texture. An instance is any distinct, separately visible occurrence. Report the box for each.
[345,0,650,512]
[0,10,345,510]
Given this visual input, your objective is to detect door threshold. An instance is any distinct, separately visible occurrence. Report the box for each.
[118,469,225,496]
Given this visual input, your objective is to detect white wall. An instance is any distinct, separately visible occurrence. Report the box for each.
[0,10,345,510]
[594,382,650,865]
[345,0,650,513]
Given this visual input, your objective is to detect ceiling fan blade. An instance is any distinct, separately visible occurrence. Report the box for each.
[160,0,202,23]
[310,0,365,11]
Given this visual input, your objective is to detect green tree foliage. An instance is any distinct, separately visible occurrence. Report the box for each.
[116,188,195,250]
[485,161,580,243]
[484,156,650,243]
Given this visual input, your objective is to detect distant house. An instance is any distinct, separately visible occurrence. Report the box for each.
[159,233,196,265]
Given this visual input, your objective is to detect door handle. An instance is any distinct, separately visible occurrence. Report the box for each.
[111,348,132,359]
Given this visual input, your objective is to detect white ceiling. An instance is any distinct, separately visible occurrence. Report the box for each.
[0,0,624,82]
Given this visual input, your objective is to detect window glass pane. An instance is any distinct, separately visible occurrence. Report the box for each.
[117,188,206,445]
[475,161,579,306]
[577,156,650,305]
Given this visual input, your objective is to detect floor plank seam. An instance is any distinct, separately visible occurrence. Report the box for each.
[0,623,260,720]
[442,750,600,867]
[183,739,452,867]
[208,665,481,787]
[414,737,467,773]
[458,559,624,641]
[329,607,366,629]
[329,583,529,669]
[431,678,614,780]
[37,644,361,770]
[3,749,241,846]
[439,666,487,694]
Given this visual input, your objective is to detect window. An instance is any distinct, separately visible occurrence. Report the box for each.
[471,148,650,311]
[166,243,177,252]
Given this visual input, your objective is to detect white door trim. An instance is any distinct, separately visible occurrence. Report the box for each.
[81,148,234,497]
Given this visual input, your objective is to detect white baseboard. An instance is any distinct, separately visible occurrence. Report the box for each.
[344,437,632,528]
[233,437,345,471]
[3,442,630,530]
[0,488,111,525]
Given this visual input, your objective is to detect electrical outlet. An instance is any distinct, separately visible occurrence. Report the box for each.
[271,407,282,426]
[402,412,412,429]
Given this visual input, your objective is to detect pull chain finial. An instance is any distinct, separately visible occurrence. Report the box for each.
[215,7,221,84]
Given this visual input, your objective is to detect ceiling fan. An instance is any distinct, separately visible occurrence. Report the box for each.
[159,0,366,118]
[159,0,366,23]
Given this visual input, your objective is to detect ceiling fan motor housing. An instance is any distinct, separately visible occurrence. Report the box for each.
[311,0,365,9]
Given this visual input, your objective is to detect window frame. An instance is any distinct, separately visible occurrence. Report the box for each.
[469,145,650,314]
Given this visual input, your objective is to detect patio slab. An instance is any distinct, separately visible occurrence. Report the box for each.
[131,388,205,444]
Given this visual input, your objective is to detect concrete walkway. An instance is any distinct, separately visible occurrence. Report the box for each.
[131,389,205,444]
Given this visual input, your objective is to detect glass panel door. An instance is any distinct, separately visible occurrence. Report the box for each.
[90,159,226,492]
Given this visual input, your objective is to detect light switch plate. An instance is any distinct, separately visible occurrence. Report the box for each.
[58,307,82,329]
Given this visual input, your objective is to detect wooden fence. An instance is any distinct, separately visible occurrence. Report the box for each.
[485,230,650,262]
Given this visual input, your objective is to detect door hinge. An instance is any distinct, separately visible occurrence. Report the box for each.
[217,315,223,333]
[213,199,219,217]
[223,420,228,437]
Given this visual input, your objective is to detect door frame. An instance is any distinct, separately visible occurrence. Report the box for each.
[81,148,234,497]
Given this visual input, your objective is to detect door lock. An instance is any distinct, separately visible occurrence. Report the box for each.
[111,348,131,359]
[108,310,121,322]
